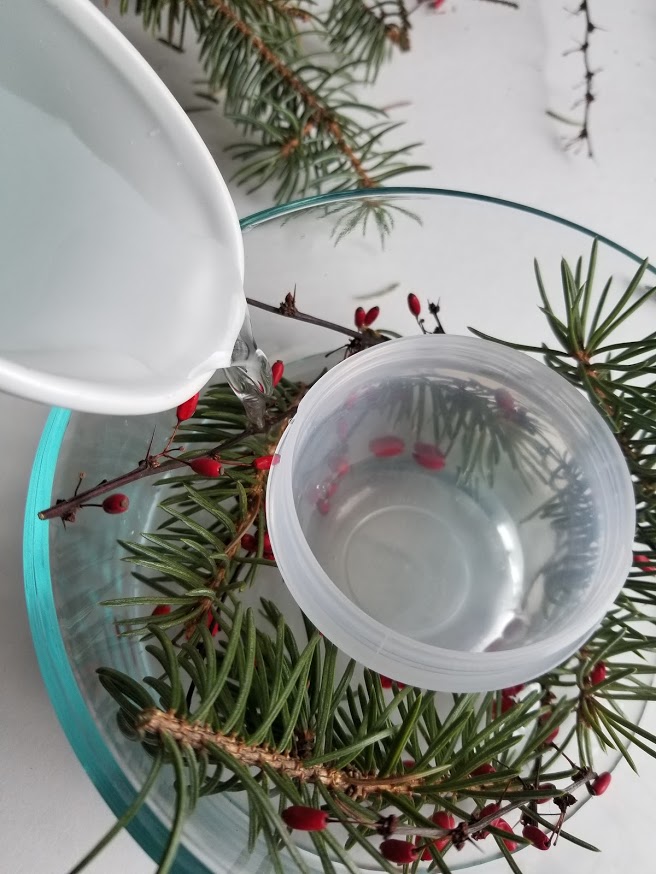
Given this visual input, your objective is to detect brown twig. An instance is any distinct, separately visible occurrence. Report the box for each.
[38,293,387,522]
[247,293,383,344]
[37,410,286,522]
[207,0,375,187]
[566,1,598,157]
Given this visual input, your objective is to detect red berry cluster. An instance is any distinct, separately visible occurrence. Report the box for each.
[354,306,380,329]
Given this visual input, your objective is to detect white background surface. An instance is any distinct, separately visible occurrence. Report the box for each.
[3,1,656,871]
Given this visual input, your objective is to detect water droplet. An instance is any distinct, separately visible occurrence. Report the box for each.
[225,309,272,429]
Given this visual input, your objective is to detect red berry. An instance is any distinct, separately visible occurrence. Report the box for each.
[589,771,611,796]
[635,553,656,572]
[432,0,446,9]
[271,360,284,387]
[102,493,129,514]
[253,454,279,471]
[589,661,607,685]
[152,604,171,616]
[536,783,557,804]
[407,293,421,317]
[491,818,517,852]
[263,531,274,560]
[282,805,329,832]
[431,811,455,851]
[522,824,550,850]
[502,683,525,697]
[317,498,331,515]
[176,392,200,423]
[207,613,220,636]
[190,458,222,477]
[412,442,445,471]
[363,306,380,327]
[544,726,559,745]
[380,839,417,865]
[416,811,455,859]
[334,458,350,477]
[241,533,257,552]
[473,803,500,839]
[379,675,405,690]
[370,436,405,458]
[494,388,516,415]
[354,307,366,329]
[471,763,496,778]
[492,694,515,718]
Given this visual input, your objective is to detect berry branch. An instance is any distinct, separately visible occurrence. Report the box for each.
[37,293,390,522]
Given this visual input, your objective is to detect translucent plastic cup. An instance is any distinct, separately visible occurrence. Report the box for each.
[267,335,635,691]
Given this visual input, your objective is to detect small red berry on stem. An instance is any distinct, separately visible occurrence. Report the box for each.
[431,811,455,852]
[190,458,222,478]
[370,436,405,458]
[176,392,200,423]
[491,818,517,852]
[588,771,611,796]
[522,824,550,850]
[152,604,171,617]
[271,360,284,387]
[407,293,421,318]
[380,839,418,865]
[379,675,405,690]
[502,683,525,697]
[253,454,279,471]
[635,553,656,573]
[536,783,557,804]
[207,612,220,636]
[543,726,559,745]
[363,306,380,327]
[102,493,129,514]
[412,442,446,471]
[282,806,329,832]
[471,763,496,778]
[473,803,500,839]
[588,661,607,685]
[354,306,366,329]
[241,533,257,552]
[263,532,274,560]
[317,498,331,515]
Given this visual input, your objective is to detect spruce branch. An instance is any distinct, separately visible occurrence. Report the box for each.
[325,0,412,80]
[118,1,427,201]
[60,243,656,874]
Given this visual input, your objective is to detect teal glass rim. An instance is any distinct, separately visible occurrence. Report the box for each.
[22,186,653,872]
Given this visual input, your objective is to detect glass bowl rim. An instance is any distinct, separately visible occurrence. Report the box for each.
[23,186,652,873]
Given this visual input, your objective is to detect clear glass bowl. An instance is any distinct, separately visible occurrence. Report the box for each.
[24,189,653,873]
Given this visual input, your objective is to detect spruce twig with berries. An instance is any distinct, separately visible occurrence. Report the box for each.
[60,240,656,874]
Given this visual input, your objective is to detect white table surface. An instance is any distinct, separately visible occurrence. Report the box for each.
[3,1,656,871]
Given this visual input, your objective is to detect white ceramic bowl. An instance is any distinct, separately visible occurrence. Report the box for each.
[0,0,244,414]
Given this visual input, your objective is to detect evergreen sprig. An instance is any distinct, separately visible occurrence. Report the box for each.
[67,241,656,873]
[118,0,426,202]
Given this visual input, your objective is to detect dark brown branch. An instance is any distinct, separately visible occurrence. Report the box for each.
[38,295,383,521]
[247,294,382,344]
[567,1,597,157]
[37,408,292,522]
